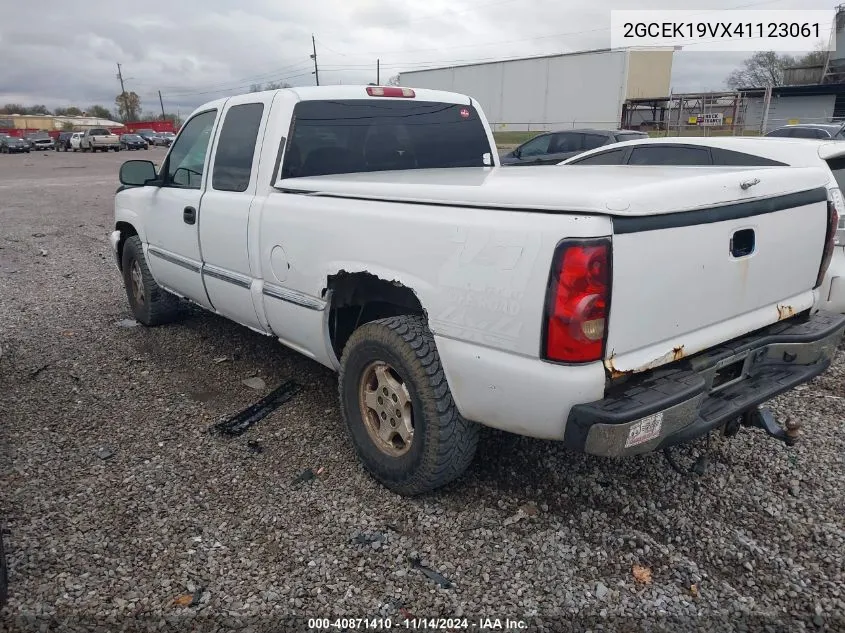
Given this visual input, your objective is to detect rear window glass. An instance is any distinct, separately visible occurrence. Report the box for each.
[281,100,493,179]
[89,128,109,135]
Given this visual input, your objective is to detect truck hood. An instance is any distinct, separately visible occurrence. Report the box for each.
[278,165,830,216]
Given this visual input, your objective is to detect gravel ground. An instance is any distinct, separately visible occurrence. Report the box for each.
[0,150,844,632]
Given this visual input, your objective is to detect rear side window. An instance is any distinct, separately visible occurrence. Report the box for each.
[212,103,264,192]
[580,133,609,151]
[766,128,793,137]
[89,128,109,136]
[710,147,787,166]
[281,100,493,178]
[628,145,711,166]
[615,132,648,142]
[570,148,626,165]
[789,127,828,139]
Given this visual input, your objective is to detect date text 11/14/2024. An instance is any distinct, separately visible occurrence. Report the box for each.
[307,618,528,630]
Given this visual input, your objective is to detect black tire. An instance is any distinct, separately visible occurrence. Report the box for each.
[120,235,179,326]
[338,315,478,496]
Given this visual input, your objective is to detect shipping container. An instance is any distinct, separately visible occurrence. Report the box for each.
[399,47,673,132]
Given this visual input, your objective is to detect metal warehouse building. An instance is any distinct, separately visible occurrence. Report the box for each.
[398,47,674,132]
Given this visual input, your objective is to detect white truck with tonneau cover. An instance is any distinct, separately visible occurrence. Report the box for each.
[110,85,845,495]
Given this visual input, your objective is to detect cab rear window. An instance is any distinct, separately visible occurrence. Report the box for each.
[280,100,493,179]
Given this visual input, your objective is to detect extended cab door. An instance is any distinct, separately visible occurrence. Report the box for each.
[143,108,220,309]
[198,93,276,332]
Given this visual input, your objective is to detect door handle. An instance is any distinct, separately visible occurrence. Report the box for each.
[183,206,196,225]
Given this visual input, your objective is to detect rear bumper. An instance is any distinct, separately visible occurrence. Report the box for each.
[564,311,845,457]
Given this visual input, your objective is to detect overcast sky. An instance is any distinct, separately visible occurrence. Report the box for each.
[0,0,838,117]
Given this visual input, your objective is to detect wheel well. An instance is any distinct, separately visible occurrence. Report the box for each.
[115,222,138,270]
[326,272,425,359]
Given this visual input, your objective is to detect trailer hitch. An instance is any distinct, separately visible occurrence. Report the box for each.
[740,407,801,446]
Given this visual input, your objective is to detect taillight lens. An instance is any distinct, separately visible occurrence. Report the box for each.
[829,187,845,245]
[543,239,611,362]
[817,197,839,288]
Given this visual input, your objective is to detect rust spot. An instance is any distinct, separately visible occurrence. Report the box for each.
[605,355,633,380]
[776,304,794,321]
[672,345,685,361]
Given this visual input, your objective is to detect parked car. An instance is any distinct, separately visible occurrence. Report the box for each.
[561,135,845,315]
[766,123,845,139]
[80,128,120,152]
[0,134,30,153]
[70,132,84,151]
[111,85,843,495]
[134,129,158,144]
[500,128,648,165]
[55,131,75,151]
[150,132,176,147]
[120,134,148,150]
[24,131,55,151]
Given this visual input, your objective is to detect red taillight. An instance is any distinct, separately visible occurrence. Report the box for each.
[366,86,415,98]
[817,198,839,288]
[543,239,611,363]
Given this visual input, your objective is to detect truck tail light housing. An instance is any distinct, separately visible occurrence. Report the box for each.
[366,86,415,98]
[817,194,839,288]
[542,239,611,363]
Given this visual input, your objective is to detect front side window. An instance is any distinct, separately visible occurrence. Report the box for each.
[766,128,792,137]
[212,103,264,192]
[281,100,493,178]
[166,109,217,189]
[518,134,553,157]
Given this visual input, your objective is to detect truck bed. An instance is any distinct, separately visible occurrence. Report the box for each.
[277,165,830,216]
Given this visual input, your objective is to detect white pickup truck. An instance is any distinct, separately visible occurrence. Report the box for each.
[110,86,845,495]
[81,127,120,152]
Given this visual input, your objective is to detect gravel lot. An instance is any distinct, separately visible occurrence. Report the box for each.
[1,149,844,632]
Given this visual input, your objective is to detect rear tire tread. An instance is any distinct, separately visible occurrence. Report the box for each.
[339,315,478,496]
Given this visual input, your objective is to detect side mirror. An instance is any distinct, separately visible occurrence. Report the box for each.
[119,160,157,187]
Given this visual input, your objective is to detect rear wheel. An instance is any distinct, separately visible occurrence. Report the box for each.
[121,235,179,326]
[338,315,478,496]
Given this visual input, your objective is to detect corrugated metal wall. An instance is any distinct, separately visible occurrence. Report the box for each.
[744,94,836,132]
[399,50,630,131]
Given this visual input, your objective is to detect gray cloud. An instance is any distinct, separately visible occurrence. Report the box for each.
[0,0,835,116]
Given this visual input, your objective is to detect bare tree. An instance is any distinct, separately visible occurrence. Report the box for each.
[726,48,830,89]
[387,74,400,86]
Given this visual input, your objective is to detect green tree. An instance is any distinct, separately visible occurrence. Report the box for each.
[54,106,83,117]
[0,104,25,114]
[115,91,141,121]
[86,105,113,120]
[61,121,75,131]
[726,48,830,88]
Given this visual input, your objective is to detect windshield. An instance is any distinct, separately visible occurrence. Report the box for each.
[281,99,493,179]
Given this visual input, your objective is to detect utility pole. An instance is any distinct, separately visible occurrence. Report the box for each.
[116,63,128,121]
[377,59,380,85]
[158,90,166,120]
[311,34,320,86]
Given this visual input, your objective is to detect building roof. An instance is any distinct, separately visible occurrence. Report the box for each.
[738,83,845,97]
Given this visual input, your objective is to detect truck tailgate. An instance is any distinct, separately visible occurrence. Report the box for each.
[604,169,831,374]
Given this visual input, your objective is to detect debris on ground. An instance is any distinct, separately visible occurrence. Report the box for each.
[213,357,230,364]
[37,249,47,257]
[351,532,385,546]
[172,587,203,608]
[212,380,300,437]
[241,376,266,390]
[503,502,540,526]
[94,447,114,460]
[116,319,138,328]
[409,557,452,589]
[632,564,653,584]
[31,233,45,238]
[29,364,49,378]
[246,440,263,454]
